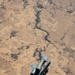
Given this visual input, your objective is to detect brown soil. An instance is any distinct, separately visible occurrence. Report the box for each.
[0,0,75,75]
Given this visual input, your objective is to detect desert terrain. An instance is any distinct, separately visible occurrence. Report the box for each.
[0,0,75,75]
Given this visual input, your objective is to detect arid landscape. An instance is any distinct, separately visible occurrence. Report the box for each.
[0,0,75,75]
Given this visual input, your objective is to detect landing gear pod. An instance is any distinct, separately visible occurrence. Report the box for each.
[30,54,53,75]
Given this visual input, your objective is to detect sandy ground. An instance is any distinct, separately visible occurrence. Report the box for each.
[0,0,75,75]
